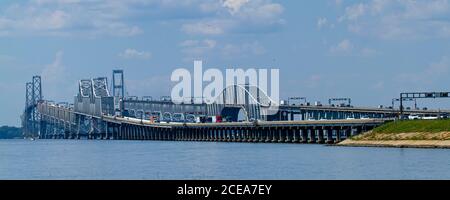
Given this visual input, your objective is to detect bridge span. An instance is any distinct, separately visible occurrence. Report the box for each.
[22,70,450,143]
[37,101,386,143]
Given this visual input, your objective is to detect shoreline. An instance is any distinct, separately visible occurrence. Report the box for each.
[337,139,450,149]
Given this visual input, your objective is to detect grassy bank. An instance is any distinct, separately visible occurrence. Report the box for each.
[339,120,450,148]
[351,120,450,141]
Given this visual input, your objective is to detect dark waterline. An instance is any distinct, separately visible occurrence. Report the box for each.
[1,139,449,180]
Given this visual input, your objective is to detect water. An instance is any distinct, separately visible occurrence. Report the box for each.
[0,139,449,180]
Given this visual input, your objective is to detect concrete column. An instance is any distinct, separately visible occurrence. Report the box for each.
[300,128,308,143]
[161,128,165,141]
[137,126,141,140]
[335,127,342,143]
[259,128,264,143]
[308,128,316,143]
[326,128,334,144]
[317,128,324,144]
[223,128,228,142]
[344,127,351,139]
[203,128,208,141]
[198,128,202,141]
[193,128,198,141]
[144,127,148,140]
[233,128,240,142]
[265,128,272,143]
[284,127,292,143]
[168,128,173,141]
[206,128,210,141]
[278,128,285,143]
[253,128,260,143]
[271,128,278,143]
[230,128,235,142]
[211,129,215,142]
[138,126,142,140]
[128,126,133,140]
[159,128,163,140]
[216,128,221,142]
[292,127,299,143]
[247,128,253,142]
[185,128,190,141]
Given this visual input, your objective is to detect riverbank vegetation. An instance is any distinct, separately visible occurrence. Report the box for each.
[0,126,22,139]
[351,120,450,141]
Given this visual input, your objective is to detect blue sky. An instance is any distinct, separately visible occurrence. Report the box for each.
[1,0,450,126]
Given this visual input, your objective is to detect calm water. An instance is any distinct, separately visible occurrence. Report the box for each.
[0,139,449,180]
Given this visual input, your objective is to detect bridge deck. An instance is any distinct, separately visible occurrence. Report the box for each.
[102,115,388,128]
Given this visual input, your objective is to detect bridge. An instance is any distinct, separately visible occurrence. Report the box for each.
[22,70,450,144]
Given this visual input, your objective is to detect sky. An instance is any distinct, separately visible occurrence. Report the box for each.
[1,0,450,126]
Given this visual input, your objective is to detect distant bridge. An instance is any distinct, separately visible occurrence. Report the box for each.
[22,70,450,143]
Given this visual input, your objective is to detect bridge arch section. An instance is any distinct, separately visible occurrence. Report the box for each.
[206,85,279,121]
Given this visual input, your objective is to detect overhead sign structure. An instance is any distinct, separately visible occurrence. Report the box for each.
[399,92,450,114]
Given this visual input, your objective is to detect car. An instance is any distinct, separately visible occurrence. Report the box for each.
[422,116,438,120]
[408,115,420,120]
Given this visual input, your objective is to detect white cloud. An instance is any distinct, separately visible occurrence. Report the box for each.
[0,0,284,37]
[180,39,217,61]
[223,0,249,14]
[181,0,285,35]
[329,39,378,56]
[0,0,153,37]
[330,39,353,54]
[181,21,226,35]
[317,17,328,29]
[179,39,266,61]
[339,3,366,22]
[41,50,65,83]
[397,56,450,85]
[119,48,152,60]
[305,75,322,88]
[338,0,450,39]
[426,56,450,75]
[221,41,266,58]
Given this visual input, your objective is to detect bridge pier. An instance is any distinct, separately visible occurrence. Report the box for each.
[245,128,251,142]
[250,128,256,142]
[344,127,351,139]
[233,128,240,142]
[300,128,307,143]
[308,128,316,143]
[271,128,278,143]
[251,127,262,143]
[335,127,342,143]
[326,128,334,144]
[292,127,299,143]
[278,128,285,143]
[317,128,324,144]
[284,127,291,143]
[255,128,262,143]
